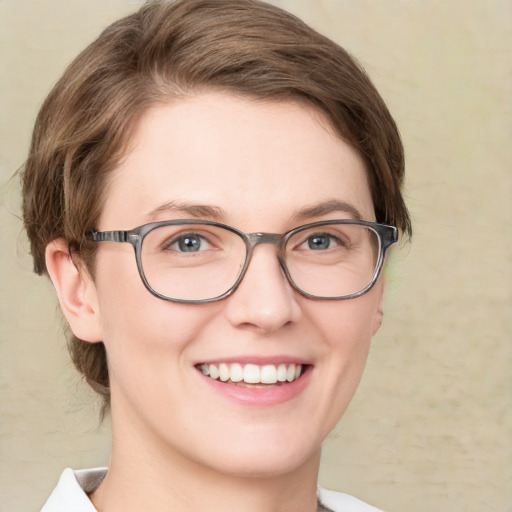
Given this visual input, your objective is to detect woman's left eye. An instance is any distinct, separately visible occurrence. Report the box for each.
[300,233,340,251]
[168,233,212,253]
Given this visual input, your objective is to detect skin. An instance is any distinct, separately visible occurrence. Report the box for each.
[46,92,385,512]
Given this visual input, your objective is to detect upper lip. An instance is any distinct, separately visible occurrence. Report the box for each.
[194,355,311,366]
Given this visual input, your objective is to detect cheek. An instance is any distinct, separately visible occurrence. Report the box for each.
[94,269,222,423]
[313,289,382,352]
[320,305,373,389]
[309,286,384,399]
[93,249,218,363]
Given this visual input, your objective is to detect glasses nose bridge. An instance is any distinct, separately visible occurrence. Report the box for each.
[243,231,286,267]
[246,232,284,252]
[239,232,288,287]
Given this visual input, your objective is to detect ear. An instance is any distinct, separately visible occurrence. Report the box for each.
[371,280,386,336]
[45,239,103,342]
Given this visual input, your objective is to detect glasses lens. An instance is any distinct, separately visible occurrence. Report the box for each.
[284,223,381,298]
[141,223,246,301]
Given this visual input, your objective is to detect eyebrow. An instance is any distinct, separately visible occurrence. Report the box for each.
[291,199,364,222]
[146,200,225,221]
[146,198,364,224]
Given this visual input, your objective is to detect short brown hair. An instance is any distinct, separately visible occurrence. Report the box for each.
[22,0,411,407]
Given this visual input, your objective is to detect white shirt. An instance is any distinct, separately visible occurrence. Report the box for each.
[41,468,383,512]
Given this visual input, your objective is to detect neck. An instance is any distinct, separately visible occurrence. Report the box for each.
[91,405,322,512]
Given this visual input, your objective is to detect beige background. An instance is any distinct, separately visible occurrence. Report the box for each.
[1,1,511,511]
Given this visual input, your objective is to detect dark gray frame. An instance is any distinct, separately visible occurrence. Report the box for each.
[87,219,398,304]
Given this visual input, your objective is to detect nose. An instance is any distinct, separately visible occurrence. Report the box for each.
[224,244,302,333]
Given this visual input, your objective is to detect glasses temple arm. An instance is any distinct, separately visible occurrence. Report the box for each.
[87,230,130,243]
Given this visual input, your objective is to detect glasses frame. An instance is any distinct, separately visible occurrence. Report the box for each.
[86,219,398,304]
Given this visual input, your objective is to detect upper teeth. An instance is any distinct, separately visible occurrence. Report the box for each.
[199,363,303,384]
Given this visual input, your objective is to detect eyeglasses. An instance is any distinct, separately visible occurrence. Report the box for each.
[86,219,398,304]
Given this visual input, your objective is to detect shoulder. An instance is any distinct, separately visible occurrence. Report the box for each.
[40,468,106,512]
[318,487,384,512]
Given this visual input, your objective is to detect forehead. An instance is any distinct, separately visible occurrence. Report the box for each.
[101,92,374,229]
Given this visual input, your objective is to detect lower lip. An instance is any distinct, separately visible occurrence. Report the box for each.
[197,366,312,406]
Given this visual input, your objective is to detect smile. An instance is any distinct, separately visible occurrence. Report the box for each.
[197,363,304,385]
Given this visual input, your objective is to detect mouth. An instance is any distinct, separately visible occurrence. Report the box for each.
[196,362,306,387]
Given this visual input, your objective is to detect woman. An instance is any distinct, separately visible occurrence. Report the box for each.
[22,0,411,510]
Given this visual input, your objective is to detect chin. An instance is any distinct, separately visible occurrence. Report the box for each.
[188,430,321,479]
[204,445,320,480]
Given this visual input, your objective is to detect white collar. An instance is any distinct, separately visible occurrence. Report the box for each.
[40,468,382,512]
[40,468,106,512]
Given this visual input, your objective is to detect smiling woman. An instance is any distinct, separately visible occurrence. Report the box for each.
[20,1,410,511]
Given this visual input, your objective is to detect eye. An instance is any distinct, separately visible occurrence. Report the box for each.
[167,233,212,253]
[301,232,343,251]
[307,234,331,250]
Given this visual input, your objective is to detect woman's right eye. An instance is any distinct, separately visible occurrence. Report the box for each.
[305,234,333,250]
[166,233,212,253]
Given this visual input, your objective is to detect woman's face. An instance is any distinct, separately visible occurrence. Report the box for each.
[84,92,385,478]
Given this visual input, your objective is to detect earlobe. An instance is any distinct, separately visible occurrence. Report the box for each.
[45,239,103,343]
[371,281,386,336]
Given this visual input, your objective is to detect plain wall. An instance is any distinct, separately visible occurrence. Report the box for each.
[1,1,511,511]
